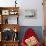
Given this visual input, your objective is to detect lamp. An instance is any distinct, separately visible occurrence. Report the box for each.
[15,0,17,7]
[14,28,17,32]
[13,28,18,41]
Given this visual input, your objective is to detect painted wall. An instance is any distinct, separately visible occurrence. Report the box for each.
[18,26,44,44]
[18,0,44,26]
[0,0,15,7]
[0,0,44,26]
[20,0,43,26]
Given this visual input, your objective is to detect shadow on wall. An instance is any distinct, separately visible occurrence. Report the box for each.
[18,26,44,44]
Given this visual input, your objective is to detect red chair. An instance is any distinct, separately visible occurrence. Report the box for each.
[21,28,41,46]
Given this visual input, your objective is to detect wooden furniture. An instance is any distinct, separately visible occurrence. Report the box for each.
[0,41,2,46]
[2,40,19,46]
[44,28,46,46]
[43,0,46,26]
[43,0,46,46]
[0,7,20,46]
[0,7,19,24]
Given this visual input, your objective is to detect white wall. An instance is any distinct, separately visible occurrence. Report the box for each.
[18,0,44,26]
[0,0,15,7]
[0,0,44,26]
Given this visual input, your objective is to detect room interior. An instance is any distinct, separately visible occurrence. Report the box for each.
[0,0,45,46]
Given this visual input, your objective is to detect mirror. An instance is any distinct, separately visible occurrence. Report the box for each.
[2,16,18,24]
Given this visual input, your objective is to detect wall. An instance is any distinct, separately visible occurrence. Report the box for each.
[0,0,44,26]
[18,26,44,44]
[18,0,44,26]
[0,0,15,7]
